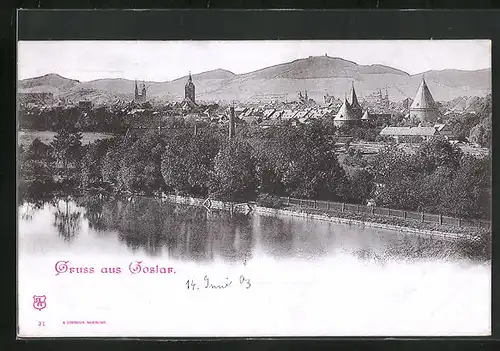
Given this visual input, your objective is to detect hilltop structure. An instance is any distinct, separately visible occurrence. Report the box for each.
[134,80,147,103]
[409,77,441,125]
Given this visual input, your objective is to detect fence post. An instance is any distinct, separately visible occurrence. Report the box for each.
[458,218,461,227]
[342,203,345,212]
[287,197,290,206]
[421,212,424,223]
[404,211,407,219]
[439,214,443,225]
[314,200,317,209]
[371,206,374,215]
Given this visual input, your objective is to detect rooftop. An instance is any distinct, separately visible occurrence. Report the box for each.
[379,126,440,137]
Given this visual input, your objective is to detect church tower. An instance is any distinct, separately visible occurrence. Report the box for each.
[134,80,139,101]
[142,83,147,101]
[185,72,195,103]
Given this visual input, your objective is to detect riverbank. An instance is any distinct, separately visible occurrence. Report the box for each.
[160,194,488,242]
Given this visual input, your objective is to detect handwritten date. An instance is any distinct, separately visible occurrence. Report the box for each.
[186,275,251,291]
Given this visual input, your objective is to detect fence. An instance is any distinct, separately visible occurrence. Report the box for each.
[278,196,491,230]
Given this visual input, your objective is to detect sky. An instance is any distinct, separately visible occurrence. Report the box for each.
[18,40,491,82]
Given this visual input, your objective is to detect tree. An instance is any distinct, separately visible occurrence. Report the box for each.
[368,137,491,219]
[19,138,55,197]
[117,131,166,194]
[51,121,83,185]
[410,136,463,176]
[439,154,491,219]
[210,137,257,201]
[270,121,348,200]
[344,147,367,168]
[469,119,492,148]
[346,168,375,204]
[81,138,114,188]
[161,130,219,196]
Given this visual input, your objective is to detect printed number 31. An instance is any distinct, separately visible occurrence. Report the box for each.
[38,321,45,327]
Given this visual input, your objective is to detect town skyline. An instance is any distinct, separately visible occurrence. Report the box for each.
[18,40,491,82]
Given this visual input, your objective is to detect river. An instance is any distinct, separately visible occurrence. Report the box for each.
[18,193,490,337]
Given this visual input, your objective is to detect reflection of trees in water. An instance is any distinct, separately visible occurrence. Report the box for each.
[234,216,254,263]
[347,234,464,263]
[382,235,457,261]
[203,210,254,263]
[52,197,82,242]
[115,197,168,256]
[19,188,57,222]
[23,190,261,261]
[256,216,293,259]
[77,193,109,232]
[104,197,214,259]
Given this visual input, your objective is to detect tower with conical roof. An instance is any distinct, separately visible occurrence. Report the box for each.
[361,110,371,122]
[334,97,360,127]
[185,71,196,104]
[409,77,441,125]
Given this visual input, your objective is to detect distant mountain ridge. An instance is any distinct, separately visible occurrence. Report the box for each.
[18,56,491,103]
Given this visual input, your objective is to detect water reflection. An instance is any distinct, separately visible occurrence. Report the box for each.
[18,192,485,263]
[53,198,82,242]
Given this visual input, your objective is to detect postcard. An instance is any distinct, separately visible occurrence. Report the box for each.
[17,39,491,337]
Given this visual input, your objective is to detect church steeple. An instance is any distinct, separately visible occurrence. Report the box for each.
[134,80,139,100]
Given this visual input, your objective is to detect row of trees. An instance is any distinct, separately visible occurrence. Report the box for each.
[368,137,491,219]
[445,94,492,147]
[82,120,366,203]
[19,105,128,132]
[19,119,491,220]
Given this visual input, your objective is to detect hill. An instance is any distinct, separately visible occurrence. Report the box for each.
[18,56,491,104]
[18,73,80,95]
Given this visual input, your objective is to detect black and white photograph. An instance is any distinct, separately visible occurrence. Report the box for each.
[17,39,491,337]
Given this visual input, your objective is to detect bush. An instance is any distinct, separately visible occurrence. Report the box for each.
[256,193,284,209]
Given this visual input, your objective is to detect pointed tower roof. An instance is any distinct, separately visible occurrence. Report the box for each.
[361,110,370,120]
[348,81,361,109]
[334,98,356,121]
[186,71,193,85]
[410,77,437,110]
